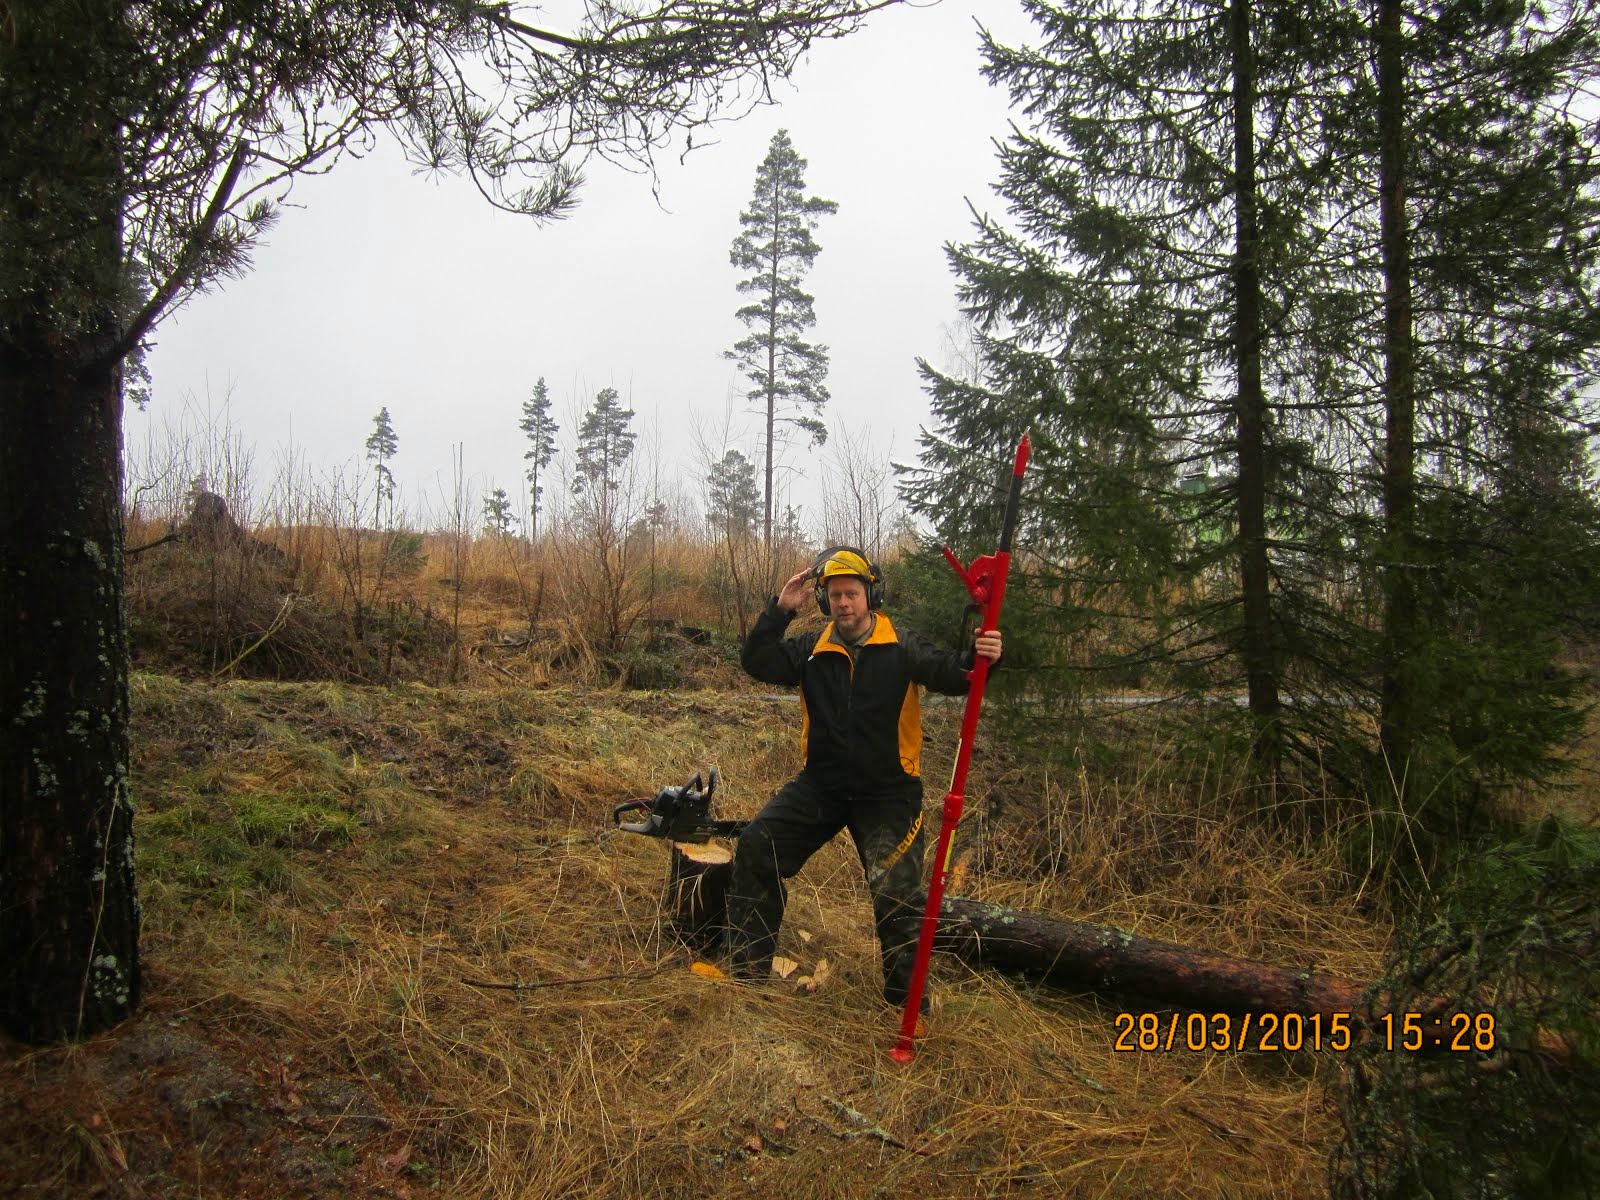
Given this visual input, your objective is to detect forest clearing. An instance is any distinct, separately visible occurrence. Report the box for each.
[3,670,1395,1199]
[8,2,1600,1195]
[6,491,1598,1198]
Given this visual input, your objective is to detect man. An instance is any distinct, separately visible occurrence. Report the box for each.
[728,547,1002,1012]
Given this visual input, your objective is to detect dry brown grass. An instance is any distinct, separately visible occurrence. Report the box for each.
[1,674,1402,1199]
[125,508,753,689]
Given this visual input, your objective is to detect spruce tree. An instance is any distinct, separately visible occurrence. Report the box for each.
[905,0,1357,780]
[904,0,1600,820]
[519,377,558,542]
[727,129,838,563]
[482,487,515,538]
[1350,0,1600,850]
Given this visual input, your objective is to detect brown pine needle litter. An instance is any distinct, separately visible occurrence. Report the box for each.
[0,675,1404,1199]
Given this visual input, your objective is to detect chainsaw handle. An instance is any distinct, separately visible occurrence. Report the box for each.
[611,798,656,835]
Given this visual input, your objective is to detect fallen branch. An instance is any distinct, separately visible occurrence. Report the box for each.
[806,1096,923,1153]
[211,593,296,678]
[478,657,532,687]
[128,530,181,556]
[1178,1104,1246,1142]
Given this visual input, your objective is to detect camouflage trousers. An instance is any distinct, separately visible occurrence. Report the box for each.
[724,771,927,1008]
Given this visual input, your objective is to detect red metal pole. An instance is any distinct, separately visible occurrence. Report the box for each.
[889,433,1029,1063]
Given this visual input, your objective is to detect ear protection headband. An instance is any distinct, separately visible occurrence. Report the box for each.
[809,545,885,616]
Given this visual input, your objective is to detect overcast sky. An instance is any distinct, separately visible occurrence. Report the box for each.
[127,0,1040,533]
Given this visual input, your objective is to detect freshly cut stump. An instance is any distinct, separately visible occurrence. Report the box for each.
[665,841,733,953]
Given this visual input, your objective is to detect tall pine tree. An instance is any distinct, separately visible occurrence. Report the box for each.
[519,377,558,543]
[365,406,399,529]
[727,129,837,565]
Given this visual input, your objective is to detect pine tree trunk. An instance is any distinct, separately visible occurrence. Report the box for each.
[0,3,141,1041]
[1376,0,1418,794]
[763,243,779,577]
[1230,0,1282,775]
[0,345,140,1045]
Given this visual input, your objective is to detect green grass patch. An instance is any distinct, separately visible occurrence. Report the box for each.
[138,786,354,897]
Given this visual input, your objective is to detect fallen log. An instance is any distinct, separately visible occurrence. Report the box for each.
[931,898,1578,1063]
[932,896,1364,1018]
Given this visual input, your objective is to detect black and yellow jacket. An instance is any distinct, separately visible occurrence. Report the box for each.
[741,599,978,792]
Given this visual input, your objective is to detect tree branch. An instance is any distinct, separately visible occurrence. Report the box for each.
[93,137,250,380]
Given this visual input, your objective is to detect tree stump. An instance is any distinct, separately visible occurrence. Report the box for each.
[664,841,734,953]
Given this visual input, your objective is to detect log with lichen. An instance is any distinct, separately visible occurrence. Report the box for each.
[931,896,1365,1017]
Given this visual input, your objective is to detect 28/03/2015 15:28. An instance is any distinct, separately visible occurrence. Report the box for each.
[1112,1010,1498,1053]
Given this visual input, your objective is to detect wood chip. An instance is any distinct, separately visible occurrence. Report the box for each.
[795,958,832,993]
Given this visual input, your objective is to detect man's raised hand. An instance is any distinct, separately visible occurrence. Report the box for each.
[777,568,814,615]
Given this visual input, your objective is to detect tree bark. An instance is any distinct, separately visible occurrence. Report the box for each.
[0,352,139,1045]
[932,896,1363,1017]
[1229,0,1283,775]
[764,226,778,577]
[0,2,142,1041]
[1376,0,1418,792]
[663,841,734,954]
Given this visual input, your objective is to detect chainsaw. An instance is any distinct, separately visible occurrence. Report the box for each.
[611,768,747,843]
